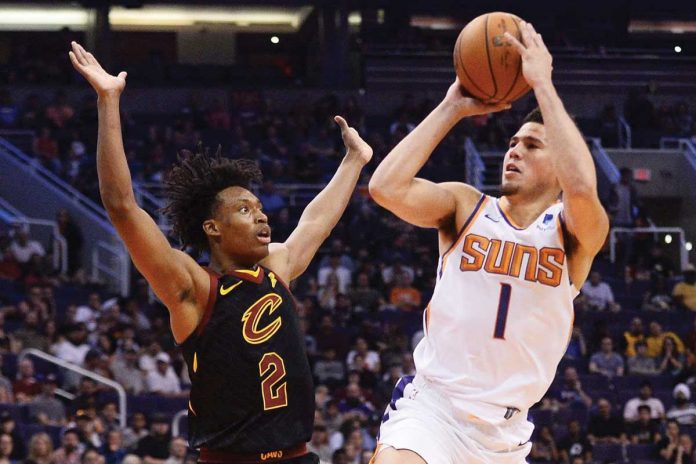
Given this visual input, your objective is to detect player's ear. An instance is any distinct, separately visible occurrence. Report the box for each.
[202,219,220,237]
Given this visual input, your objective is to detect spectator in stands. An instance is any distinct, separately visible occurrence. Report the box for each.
[627,341,659,376]
[318,254,352,295]
[145,352,182,396]
[14,310,49,351]
[0,90,18,128]
[623,381,665,422]
[587,398,626,445]
[646,321,685,358]
[667,383,696,425]
[100,430,126,464]
[29,373,66,426]
[73,410,102,449]
[163,437,187,464]
[529,425,558,462]
[0,433,13,464]
[578,272,620,312]
[27,431,53,464]
[75,293,102,331]
[81,448,104,464]
[337,383,375,420]
[56,209,84,278]
[123,455,142,464]
[558,419,592,463]
[45,91,75,129]
[71,378,98,413]
[308,424,332,463]
[608,167,639,228]
[659,335,686,377]
[52,428,83,464]
[346,337,380,374]
[648,245,676,279]
[99,401,121,435]
[673,264,696,311]
[135,414,171,463]
[32,127,60,172]
[388,272,421,312]
[658,420,681,461]
[564,327,588,361]
[627,405,662,445]
[349,272,384,313]
[0,356,13,404]
[552,366,593,410]
[122,412,148,451]
[12,357,42,402]
[662,433,694,464]
[111,347,145,395]
[642,275,675,311]
[589,337,624,378]
[7,227,45,266]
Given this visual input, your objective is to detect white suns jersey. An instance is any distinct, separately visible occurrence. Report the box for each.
[413,194,577,424]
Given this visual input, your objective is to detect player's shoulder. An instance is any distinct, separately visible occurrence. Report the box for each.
[438,182,484,214]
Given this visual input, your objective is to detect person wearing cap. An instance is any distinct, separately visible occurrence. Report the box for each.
[28,373,67,426]
[667,383,696,425]
[673,263,696,311]
[145,353,182,396]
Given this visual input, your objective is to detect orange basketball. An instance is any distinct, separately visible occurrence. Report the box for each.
[453,12,531,104]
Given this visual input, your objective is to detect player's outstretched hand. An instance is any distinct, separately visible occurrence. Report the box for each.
[504,21,553,89]
[69,41,127,97]
[443,78,510,119]
[334,115,373,166]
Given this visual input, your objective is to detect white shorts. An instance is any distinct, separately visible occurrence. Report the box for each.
[373,376,534,464]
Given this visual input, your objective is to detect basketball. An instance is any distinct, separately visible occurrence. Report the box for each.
[453,12,531,104]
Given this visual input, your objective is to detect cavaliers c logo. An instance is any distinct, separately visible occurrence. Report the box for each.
[242,294,283,345]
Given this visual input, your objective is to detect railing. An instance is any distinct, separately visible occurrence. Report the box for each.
[171,409,188,438]
[0,138,112,227]
[618,117,632,149]
[19,348,127,428]
[464,137,486,191]
[610,226,688,271]
[92,241,130,297]
[0,196,26,223]
[133,183,167,227]
[0,130,35,154]
[660,137,696,171]
[587,137,620,184]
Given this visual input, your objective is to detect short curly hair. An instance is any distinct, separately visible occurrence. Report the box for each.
[161,146,262,257]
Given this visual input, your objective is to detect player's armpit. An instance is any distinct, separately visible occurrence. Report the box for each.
[109,206,210,341]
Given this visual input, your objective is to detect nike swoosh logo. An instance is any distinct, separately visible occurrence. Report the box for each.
[220,281,243,296]
[484,214,500,222]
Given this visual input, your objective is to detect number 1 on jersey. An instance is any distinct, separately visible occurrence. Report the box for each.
[494,283,512,339]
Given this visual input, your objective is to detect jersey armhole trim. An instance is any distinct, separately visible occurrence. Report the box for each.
[195,269,219,337]
[439,193,487,260]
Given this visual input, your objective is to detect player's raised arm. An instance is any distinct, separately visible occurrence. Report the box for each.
[261,116,372,282]
[69,42,208,341]
[368,81,508,230]
[505,24,609,258]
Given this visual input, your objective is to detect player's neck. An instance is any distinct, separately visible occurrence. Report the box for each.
[498,193,556,229]
[209,250,258,274]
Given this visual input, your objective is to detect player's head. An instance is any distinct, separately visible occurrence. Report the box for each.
[163,146,267,265]
[501,107,560,199]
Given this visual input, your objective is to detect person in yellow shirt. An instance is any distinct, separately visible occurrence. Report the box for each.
[624,317,645,358]
[673,264,696,311]
[646,321,685,358]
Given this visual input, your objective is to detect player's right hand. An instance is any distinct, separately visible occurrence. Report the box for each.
[443,78,510,118]
[69,41,127,97]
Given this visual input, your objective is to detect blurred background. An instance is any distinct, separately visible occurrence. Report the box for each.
[1,1,696,463]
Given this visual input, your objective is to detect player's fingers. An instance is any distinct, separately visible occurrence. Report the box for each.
[117,71,128,80]
[504,32,525,54]
[74,42,89,62]
[71,42,88,66]
[334,115,349,133]
[522,22,537,48]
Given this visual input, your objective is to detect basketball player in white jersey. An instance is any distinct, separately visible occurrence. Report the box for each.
[367,21,608,464]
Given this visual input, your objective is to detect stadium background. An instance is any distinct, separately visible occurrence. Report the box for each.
[1,0,696,463]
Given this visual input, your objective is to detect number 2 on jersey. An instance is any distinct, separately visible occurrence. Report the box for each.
[259,352,288,410]
[493,283,512,339]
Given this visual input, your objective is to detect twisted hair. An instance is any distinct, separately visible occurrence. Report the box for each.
[162,146,262,257]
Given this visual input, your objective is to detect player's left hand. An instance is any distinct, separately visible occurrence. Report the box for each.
[335,115,373,166]
[504,21,553,89]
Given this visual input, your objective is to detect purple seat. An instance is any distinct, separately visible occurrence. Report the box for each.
[592,443,623,462]
[627,444,657,461]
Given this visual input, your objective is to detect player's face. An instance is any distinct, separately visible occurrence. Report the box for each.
[501,122,560,198]
[207,186,271,266]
